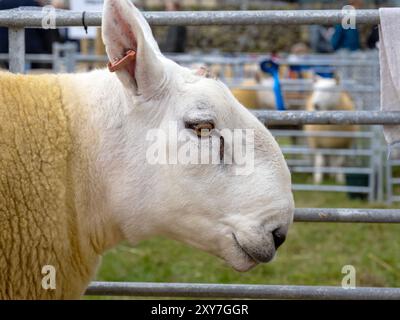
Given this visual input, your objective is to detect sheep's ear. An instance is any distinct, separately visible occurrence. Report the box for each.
[102,0,166,98]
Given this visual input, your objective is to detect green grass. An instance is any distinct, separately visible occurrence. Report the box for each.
[95,189,400,289]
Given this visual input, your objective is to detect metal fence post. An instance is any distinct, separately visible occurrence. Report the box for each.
[8,28,25,73]
[65,42,78,73]
[52,42,62,73]
[369,128,378,202]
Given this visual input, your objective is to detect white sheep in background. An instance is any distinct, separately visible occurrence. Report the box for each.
[0,0,294,299]
[210,63,277,110]
[230,77,276,110]
[305,77,358,184]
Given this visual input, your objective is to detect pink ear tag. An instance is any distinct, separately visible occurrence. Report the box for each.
[108,50,137,73]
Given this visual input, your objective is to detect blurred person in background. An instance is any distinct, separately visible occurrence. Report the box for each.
[309,25,334,53]
[0,0,65,69]
[366,0,382,49]
[161,0,187,53]
[367,25,379,49]
[307,3,334,54]
[331,0,363,52]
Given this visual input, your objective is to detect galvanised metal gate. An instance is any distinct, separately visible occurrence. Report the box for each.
[1,7,400,300]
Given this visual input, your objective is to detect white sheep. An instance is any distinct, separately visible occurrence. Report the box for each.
[0,0,294,299]
[305,77,358,184]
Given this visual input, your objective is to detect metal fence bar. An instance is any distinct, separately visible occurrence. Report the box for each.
[229,84,377,94]
[287,159,312,166]
[0,48,379,66]
[8,28,25,73]
[281,147,372,156]
[271,129,374,138]
[0,52,379,67]
[293,184,370,193]
[0,9,381,28]
[294,208,400,223]
[85,282,400,300]
[171,53,380,67]
[0,53,53,63]
[253,111,400,125]
[290,166,372,174]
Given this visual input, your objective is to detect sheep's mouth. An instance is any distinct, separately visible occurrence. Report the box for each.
[232,233,258,264]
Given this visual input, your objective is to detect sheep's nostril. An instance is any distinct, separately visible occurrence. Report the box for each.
[272,228,286,250]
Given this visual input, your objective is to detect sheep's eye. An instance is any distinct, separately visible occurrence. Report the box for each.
[185,122,215,137]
